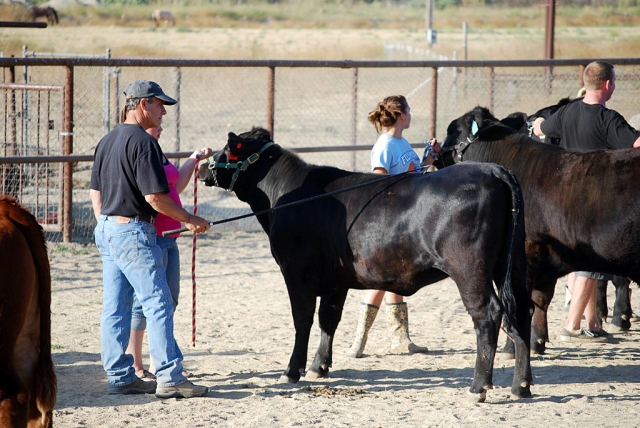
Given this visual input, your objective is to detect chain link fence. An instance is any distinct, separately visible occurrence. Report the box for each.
[2,57,640,243]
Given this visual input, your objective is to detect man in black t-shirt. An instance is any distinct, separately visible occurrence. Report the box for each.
[90,80,210,398]
[533,61,640,344]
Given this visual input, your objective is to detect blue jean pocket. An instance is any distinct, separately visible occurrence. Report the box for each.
[94,227,106,256]
[108,230,139,263]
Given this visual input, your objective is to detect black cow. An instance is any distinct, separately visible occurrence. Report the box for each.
[199,128,533,401]
[502,100,635,332]
[441,106,640,355]
[500,96,577,146]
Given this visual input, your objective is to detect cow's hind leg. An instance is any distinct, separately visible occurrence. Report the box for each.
[278,287,317,384]
[455,277,502,403]
[306,290,348,379]
[610,276,632,331]
[503,277,552,358]
[528,278,556,355]
[596,278,608,326]
[502,280,556,360]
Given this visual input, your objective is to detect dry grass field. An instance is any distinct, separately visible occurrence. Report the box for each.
[3,24,640,60]
[1,2,640,60]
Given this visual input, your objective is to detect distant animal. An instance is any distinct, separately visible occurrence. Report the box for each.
[198,128,533,402]
[0,195,56,427]
[152,9,176,27]
[441,106,640,356]
[26,6,59,25]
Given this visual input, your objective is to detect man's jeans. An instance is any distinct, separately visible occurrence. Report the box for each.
[95,215,186,387]
[132,236,180,331]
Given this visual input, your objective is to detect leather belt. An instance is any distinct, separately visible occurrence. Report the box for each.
[107,215,154,224]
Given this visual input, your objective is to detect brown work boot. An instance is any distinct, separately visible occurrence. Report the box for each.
[155,380,208,399]
[346,303,379,358]
[386,302,428,354]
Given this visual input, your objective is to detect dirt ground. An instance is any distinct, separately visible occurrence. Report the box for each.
[49,231,640,428]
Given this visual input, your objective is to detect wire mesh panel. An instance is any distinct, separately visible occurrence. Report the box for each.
[2,59,640,243]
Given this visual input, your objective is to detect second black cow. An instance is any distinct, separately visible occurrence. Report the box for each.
[441,106,640,355]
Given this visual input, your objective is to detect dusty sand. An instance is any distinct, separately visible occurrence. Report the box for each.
[49,230,640,428]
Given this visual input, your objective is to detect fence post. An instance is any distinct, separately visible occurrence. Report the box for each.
[351,67,358,171]
[4,59,17,197]
[103,48,111,134]
[429,66,438,139]
[111,67,120,127]
[267,66,275,138]
[8,59,16,157]
[172,66,181,153]
[63,65,74,242]
[487,66,494,113]
[22,46,29,165]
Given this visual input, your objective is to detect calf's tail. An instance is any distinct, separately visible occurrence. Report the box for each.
[493,166,527,332]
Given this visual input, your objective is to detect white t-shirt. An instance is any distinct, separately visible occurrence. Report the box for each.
[370,134,420,175]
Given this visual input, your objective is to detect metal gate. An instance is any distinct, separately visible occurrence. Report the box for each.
[1,82,65,231]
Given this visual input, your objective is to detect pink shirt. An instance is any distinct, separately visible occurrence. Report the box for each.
[153,157,182,238]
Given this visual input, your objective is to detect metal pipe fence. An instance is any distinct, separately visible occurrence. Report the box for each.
[1,57,639,243]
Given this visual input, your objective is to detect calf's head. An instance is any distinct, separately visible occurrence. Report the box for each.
[440,106,517,165]
[198,127,274,192]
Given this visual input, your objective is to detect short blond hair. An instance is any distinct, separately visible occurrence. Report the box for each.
[583,61,614,91]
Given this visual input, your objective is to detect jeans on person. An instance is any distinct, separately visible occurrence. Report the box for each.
[95,215,186,387]
[131,236,180,331]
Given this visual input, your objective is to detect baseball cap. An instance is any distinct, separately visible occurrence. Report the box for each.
[123,80,177,106]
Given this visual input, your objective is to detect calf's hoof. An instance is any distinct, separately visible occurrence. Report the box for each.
[305,368,329,380]
[466,389,487,403]
[277,373,300,384]
[305,363,329,379]
[608,316,630,331]
[510,382,533,399]
[531,339,546,355]
[604,322,626,333]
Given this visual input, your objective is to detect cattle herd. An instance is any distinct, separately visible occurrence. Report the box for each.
[2,95,639,425]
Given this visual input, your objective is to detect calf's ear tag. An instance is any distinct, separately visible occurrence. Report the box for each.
[471,120,480,136]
